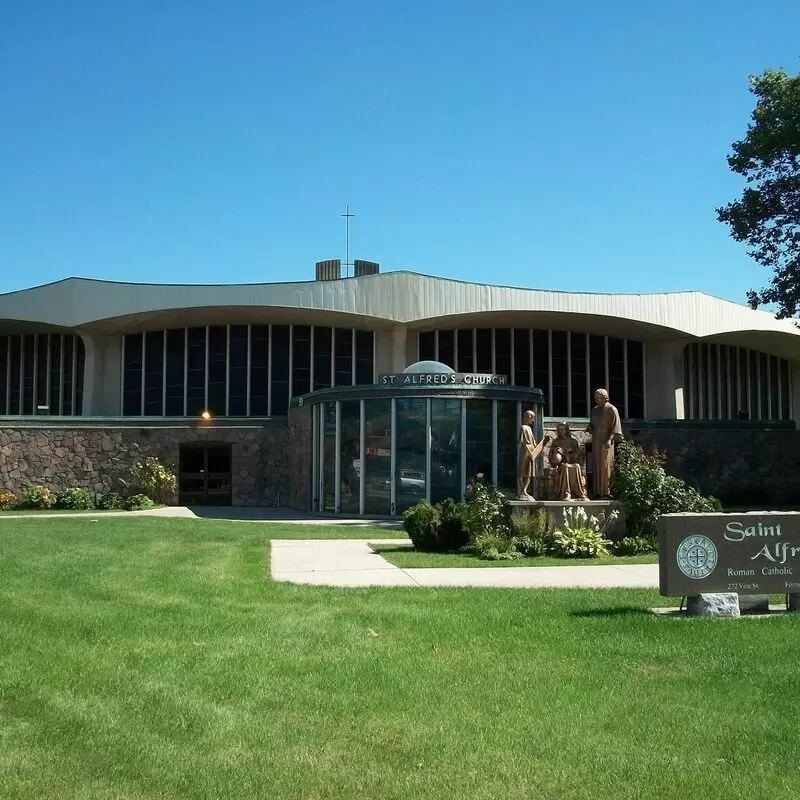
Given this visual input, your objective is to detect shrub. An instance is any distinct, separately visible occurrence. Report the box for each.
[436,498,471,551]
[0,490,16,510]
[473,533,524,561]
[56,487,95,510]
[513,535,548,557]
[129,457,176,504]
[549,528,609,558]
[17,485,56,510]
[123,493,156,511]
[613,440,720,540]
[99,491,126,510]
[403,501,439,550]
[609,536,656,556]
[510,510,549,556]
[464,478,512,540]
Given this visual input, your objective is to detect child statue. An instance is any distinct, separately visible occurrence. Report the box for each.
[518,409,550,500]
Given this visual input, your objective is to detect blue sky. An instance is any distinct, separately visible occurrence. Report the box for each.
[1,1,798,303]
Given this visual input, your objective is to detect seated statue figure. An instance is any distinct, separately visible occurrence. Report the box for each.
[547,422,588,501]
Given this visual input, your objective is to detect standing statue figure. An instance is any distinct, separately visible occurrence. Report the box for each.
[548,422,588,501]
[518,410,550,500]
[585,389,623,499]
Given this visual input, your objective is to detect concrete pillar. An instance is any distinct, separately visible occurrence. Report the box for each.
[391,327,408,372]
[644,340,688,419]
[78,331,97,416]
[80,332,123,416]
[373,329,395,376]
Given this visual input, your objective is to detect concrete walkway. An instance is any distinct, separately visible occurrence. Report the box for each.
[271,539,660,589]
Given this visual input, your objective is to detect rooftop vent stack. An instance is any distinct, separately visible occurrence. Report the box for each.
[315,259,342,281]
[354,260,380,277]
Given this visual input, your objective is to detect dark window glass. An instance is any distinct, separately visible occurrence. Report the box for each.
[475,328,492,373]
[250,325,269,415]
[438,330,455,369]
[22,334,35,414]
[228,326,248,416]
[418,331,436,362]
[758,352,769,420]
[334,327,352,387]
[769,355,780,420]
[430,398,462,504]
[706,344,717,419]
[292,325,311,397]
[532,330,549,413]
[355,329,374,385]
[165,329,185,416]
[62,336,74,415]
[513,329,530,387]
[748,350,759,420]
[589,335,606,407]
[570,332,589,417]
[728,346,738,419]
[363,398,392,515]
[75,337,85,416]
[719,345,729,420]
[186,327,206,416]
[0,336,7,415]
[395,397,427,513]
[780,359,791,420]
[313,326,332,390]
[339,401,361,514]
[551,331,568,417]
[9,336,20,414]
[144,331,165,416]
[494,328,511,380]
[123,333,143,416]
[456,329,473,372]
[207,326,227,416]
[49,335,61,414]
[627,340,644,419]
[465,399,492,483]
[608,337,625,418]
[36,334,49,410]
[737,347,749,418]
[692,343,703,419]
[272,324,290,413]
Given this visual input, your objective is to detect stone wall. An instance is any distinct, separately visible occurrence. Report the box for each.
[287,405,312,511]
[0,421,291,507]
[542,421,800,506]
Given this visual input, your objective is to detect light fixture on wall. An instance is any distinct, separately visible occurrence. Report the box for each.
[199,410,213,422]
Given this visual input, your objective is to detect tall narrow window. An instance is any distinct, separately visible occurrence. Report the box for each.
[228,326,248,416]
[250,325,269,415]
[271,325,290,413]
[780,359,791,420]
[292,325,311,397]
[532,330,549,412]
[144,331,165,416]
[418,331,436,362]
[457,329,474,372]
[186,327,206,416]
[0,336,8,415]
[36,334,49,411]
[49,335,61,415]
[758,352,769,420]
[122,333,143,416]
[313,327,332,390]
[570,333,588,417]
[438,330,455,369]
[75,337,85,415]
[607,337,625,418]
[513,329,530,387]
[62,336,75,415]
[550,331,568,416]
[627,341,645,419]
[355,330,374,385]
[494,328,511,379]
[207,326,227,415]
[164,329,185,416]
[475,328,492,373]
[707,344,718,419]
[333,327,352,387]
[737,347,749,418]
[589,335,606,401]
[769,355,780,420]
[719,345,730,420]
[22,335,35,414]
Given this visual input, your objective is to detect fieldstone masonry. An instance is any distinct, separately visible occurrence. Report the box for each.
[0,422,290,507]
[288,405,312,510]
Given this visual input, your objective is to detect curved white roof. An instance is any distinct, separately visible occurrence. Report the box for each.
[0,271,798,351]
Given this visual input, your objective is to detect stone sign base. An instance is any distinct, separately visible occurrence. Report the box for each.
[508,499,626,539]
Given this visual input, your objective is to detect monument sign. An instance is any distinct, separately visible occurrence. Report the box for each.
[379,373,508,386]
[659,512,800,596]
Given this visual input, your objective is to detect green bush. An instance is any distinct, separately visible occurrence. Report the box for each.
[464,479,512,540]
[402,498,471,552]
[473,533,524,561]
[123,494,156,511]
[99,491,126,510]
[129,457,176,504]
[17,485,56,510]
[609,536,656,556]
[0,490,16,510]
[613,440,720,540]
[510,510,549,556]
[403,501,439,550]
[549,528,609,558]
[56,487,95,510]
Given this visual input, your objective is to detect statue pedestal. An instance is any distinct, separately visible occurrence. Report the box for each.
[507,499,627,539]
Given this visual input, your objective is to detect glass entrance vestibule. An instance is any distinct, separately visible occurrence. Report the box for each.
[305,384,545,516]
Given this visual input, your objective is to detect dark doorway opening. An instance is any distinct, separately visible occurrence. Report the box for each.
[179,442,233,506]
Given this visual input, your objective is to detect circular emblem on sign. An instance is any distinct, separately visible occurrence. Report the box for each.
[676,535,718,580]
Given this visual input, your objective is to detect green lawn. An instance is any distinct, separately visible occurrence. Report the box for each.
[371,542,659,568]
[1,517,799,800]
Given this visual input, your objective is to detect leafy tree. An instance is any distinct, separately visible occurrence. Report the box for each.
[716,68,800,318]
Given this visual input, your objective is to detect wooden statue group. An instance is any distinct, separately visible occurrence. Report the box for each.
[517,389,623,502]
